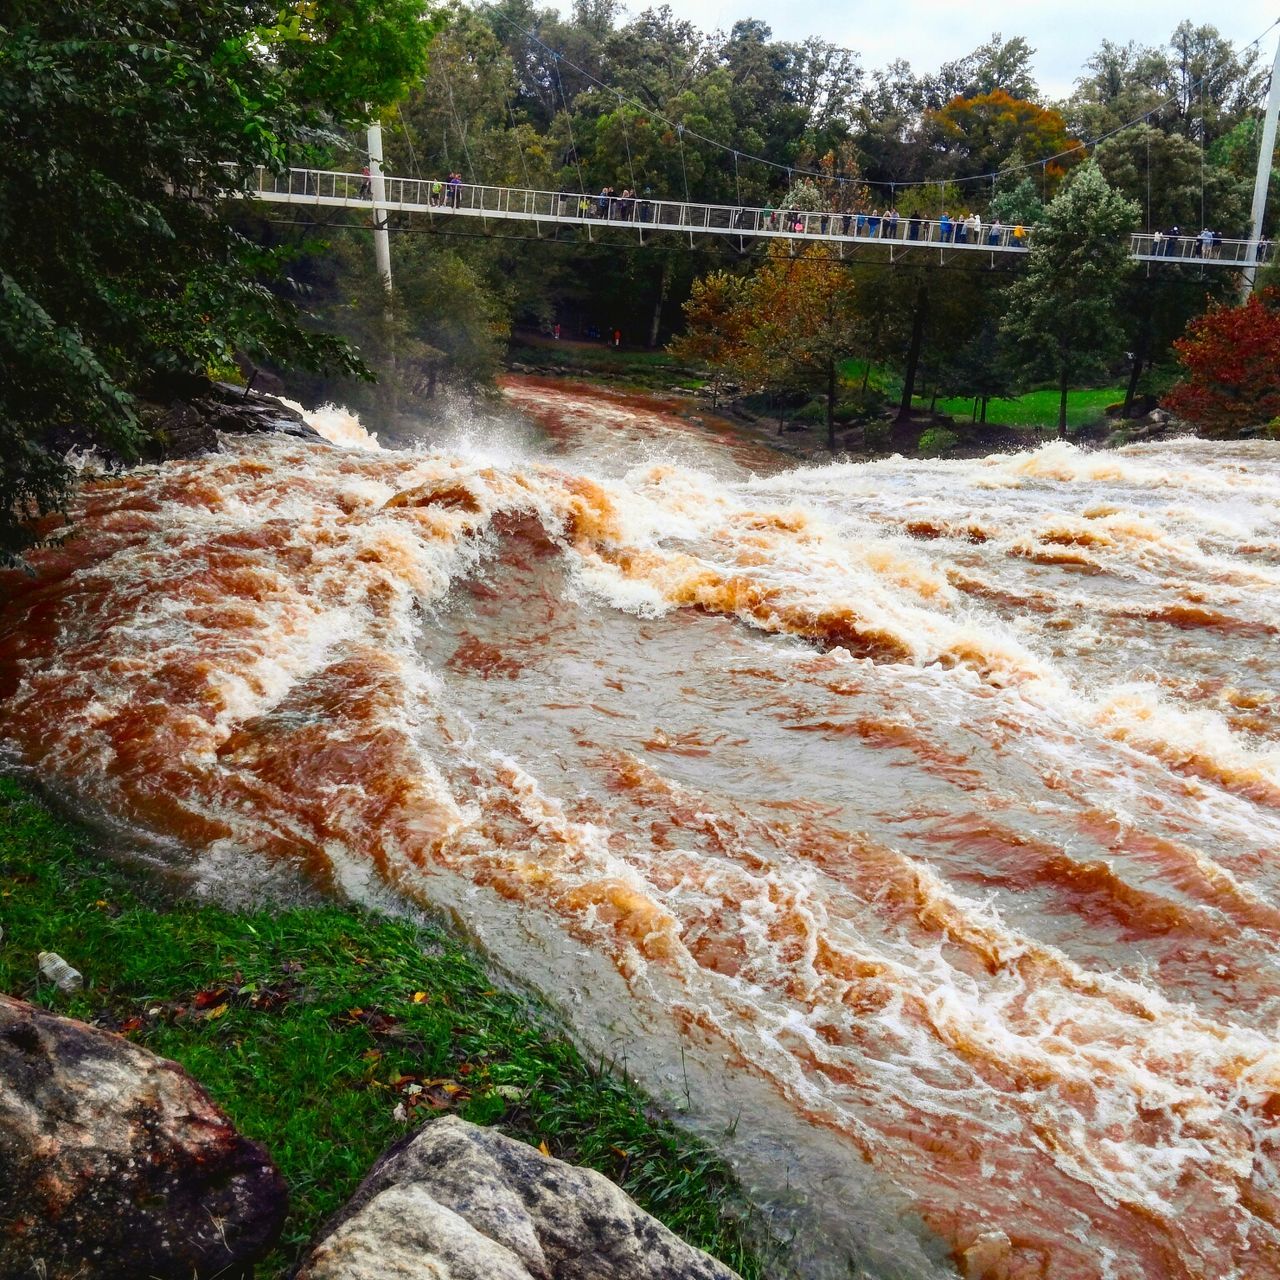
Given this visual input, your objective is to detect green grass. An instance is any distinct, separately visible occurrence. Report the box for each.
[0,778,767,1278]
[929,386,1124,431]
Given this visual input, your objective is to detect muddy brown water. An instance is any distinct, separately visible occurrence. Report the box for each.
[4,379,1280,1279]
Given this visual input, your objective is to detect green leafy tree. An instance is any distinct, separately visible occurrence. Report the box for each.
[1093,123,1249,234]
[0,0,435,559]
[990,176,1044,227]
[999,163,1139,437]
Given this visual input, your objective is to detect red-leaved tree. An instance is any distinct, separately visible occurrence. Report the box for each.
[1163,291,1280,437]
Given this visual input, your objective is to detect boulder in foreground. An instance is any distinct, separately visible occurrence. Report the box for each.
[0,992,286,1279]
[295,1114,743,1280]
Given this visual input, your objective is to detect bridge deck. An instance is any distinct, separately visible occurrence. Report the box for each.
[246,167,1264,267]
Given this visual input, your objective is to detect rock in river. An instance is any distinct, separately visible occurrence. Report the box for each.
[295,1115,742,1280]
[0,992,286,1279]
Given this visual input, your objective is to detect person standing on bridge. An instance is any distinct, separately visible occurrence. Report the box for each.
[940,212,953,243]
[448,173,462,208]
[358,166,371,199]
[886,208,900,238]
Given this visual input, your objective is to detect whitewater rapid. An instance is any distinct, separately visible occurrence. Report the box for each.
[3,382,1280,1279]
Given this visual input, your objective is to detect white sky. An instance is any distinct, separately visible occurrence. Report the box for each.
[578,2,1280,101]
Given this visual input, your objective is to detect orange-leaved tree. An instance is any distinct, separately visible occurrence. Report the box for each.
[928,90,1082,190]
[1163,291,1280,437]
[671,244,862,450]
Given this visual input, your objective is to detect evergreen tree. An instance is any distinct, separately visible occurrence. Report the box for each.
[1000,163,1139,438]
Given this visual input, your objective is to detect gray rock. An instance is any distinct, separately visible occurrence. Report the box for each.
[0,992,287,1280]
[295,1116,741,1280]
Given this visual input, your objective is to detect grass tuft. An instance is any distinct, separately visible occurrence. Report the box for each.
[0,777,767,1278]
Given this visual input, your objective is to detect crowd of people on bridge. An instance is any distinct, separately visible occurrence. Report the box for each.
[354,167,1264,260]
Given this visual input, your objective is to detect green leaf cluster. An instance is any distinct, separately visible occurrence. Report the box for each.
[999,163,1140,434]
[0,0,436,560]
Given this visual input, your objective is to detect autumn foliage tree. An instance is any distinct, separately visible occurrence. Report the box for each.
[672,244,861,450]
[928,90,1081,186]
[1163,291,1280,436]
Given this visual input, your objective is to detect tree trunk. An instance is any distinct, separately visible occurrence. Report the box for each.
[929,387,939,412]
[648,256,672,349]
[971,397,979,422]
[827,360,838,452]
[1123,330,1149,418]
[1057,367,1069,440]
[777,394,786,434]
[895,282,928,422]
[861,362,870,393]
[980,396,989,424]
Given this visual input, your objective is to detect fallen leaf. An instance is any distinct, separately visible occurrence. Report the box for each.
[411,991,427,1004]
[204,1003,229,1021]
[537,1140,551,1157]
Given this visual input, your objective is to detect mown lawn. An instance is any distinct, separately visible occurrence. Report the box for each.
[0,777,767,1279]
[929,386,1125,431]
[836,359,1124,433]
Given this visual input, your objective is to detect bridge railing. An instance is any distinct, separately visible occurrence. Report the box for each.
[1129,231,1264,263]
[246,168,1264,264]
[249,166,1040,250]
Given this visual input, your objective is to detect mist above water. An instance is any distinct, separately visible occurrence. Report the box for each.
[3,380,1280,1279]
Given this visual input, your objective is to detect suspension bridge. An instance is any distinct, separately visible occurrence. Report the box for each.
[246,165,1265,271]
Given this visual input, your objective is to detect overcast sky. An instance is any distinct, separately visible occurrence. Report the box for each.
[562,2,1280,101]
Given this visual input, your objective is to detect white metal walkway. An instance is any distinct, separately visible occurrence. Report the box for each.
[246,166,1266,267]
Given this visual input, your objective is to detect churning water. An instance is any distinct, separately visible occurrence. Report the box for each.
[4,379,1280,1279]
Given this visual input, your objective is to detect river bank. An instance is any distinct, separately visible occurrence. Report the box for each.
[0,777,769,1279]
[502,335,1156,465]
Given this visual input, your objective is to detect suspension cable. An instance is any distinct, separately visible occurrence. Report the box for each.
[396,102,422,180]
[618,94,637,193]
[444,76,477,183]
[504,87,533,190]
[553,53,587,195]
[676,122,691,202]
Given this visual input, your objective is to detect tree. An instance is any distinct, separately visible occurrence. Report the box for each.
[667,271,750,407]
[989,176,1044,227]
[672,245,861,449]
[0,0,435,559]
[1163,292,1280,437]
[1093,124,1249,234]
[923,33,1039,107]
[999,163,1140,437]
[936,319,1016,424]
[927,91,1081,187]
[745,245,863,451]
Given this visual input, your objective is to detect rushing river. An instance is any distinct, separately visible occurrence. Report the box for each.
[3,379,1280,1280]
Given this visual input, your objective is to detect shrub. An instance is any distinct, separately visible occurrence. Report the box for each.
[863,420,893,452]
[917,427,959,456]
